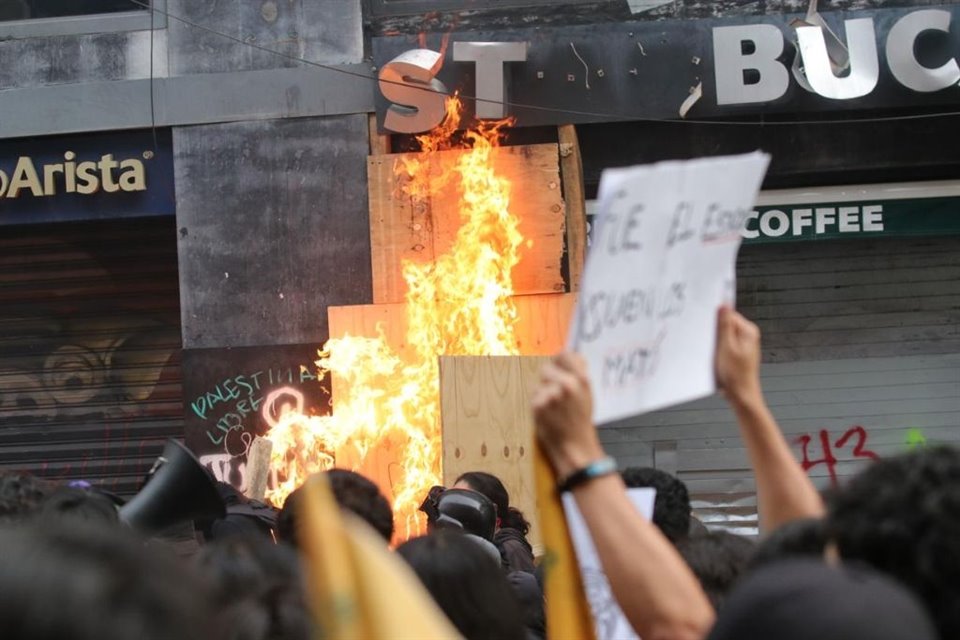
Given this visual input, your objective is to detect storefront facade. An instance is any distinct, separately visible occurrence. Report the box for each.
[1,1,957,530]
[0,1,375,493]
[0,129,181,494]
[369,1,960,533]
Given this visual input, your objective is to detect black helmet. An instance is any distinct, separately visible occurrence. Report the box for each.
[435,488,496,541]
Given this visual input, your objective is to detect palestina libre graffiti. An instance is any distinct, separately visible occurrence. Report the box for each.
[0,152,147,198]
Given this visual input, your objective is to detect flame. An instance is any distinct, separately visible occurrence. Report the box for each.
[263,95,521,539]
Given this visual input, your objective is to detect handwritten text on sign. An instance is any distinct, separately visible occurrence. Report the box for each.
[569,153,770,424]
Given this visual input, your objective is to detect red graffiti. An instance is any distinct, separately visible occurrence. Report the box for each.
[795,425,879,486]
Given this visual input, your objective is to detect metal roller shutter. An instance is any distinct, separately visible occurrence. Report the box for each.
[598,235,960,536]
[0,216,182,496]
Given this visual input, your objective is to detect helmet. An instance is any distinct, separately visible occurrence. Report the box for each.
[435,488,496,541]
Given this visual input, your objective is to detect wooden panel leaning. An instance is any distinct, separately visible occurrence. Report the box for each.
[439,355,550,551]
[367,143,567,304]
[558,124,588,292]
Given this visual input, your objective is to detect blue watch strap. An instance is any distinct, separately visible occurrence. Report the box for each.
[557,456,618,493]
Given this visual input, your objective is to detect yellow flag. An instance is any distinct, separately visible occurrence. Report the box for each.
[299,475,462,640]
[535,443,598,640]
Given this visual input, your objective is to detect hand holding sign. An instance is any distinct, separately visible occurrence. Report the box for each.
[569,152,770,424]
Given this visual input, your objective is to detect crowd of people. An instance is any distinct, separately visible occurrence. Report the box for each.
[0,305,957,639]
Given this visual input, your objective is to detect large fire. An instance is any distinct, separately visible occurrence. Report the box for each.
[262,96,522,538]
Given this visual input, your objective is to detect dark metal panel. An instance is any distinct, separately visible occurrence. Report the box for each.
[0,217,183,496]
[174,114,373,349]
[372,7,960,129]
[577,115,960,191]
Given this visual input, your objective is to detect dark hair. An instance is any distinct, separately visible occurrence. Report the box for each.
[0,470,52,523]
[676,531,756,611]
[454,471,529,535]
[278,469,394,545]
[0,521,218,640]
[37,486,119,526]
[707,559,937,640]
[397,530,527,640]
[749,518,827,570]
[620,467,691,543]
[196,535,312,640]
[827,446,960,639]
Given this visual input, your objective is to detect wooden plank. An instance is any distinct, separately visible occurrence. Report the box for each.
[558,124,587,292]
[439,355,549,551]
[368,154,435,305]
[368,113,390,156]
[243,436,273,502]
[327,293,577,365]
[366,143,567,304]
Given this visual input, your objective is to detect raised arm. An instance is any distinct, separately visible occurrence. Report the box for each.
[532,353,714,640]
[715,306,825,532]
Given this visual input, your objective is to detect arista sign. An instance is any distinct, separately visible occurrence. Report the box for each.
[0,129,174,226]
[372,6,960,133]
[0,152,146,199]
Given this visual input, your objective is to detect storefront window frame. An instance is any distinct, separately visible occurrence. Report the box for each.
[0,0,166,39]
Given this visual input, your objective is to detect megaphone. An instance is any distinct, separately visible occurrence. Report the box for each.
[119,439,226,534]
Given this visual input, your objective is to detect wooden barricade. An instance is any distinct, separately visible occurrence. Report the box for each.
[326,130,585,538]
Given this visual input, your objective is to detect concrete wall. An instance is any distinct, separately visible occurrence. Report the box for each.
[174,114,372,349]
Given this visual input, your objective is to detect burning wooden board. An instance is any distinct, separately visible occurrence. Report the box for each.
[367,143,567,304]
[326,294,574,526]
[327,293,576,367]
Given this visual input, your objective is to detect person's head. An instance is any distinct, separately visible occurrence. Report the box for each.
[750,517,827,570]
[453,471,529,535]
[620,467,691,543]
[278,469,394,546]
[0,470,52,523]
[706,559,937,640]
[434,488,497,541]
[196,535,312,640]
[676,531,756,611]
[36,486,119,526]
[397,529,527,640]
[827,446,960,639]
[0,521,218,640]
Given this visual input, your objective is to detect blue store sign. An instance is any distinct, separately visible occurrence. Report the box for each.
[0,128,174,225]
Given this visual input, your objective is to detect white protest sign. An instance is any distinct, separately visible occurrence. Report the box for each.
[569,152,770,424]
[563,488,657,640]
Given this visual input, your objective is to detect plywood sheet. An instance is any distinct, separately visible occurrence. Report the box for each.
[327,292,577,366]
[367,143,567,304]
[439,355,550,550]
